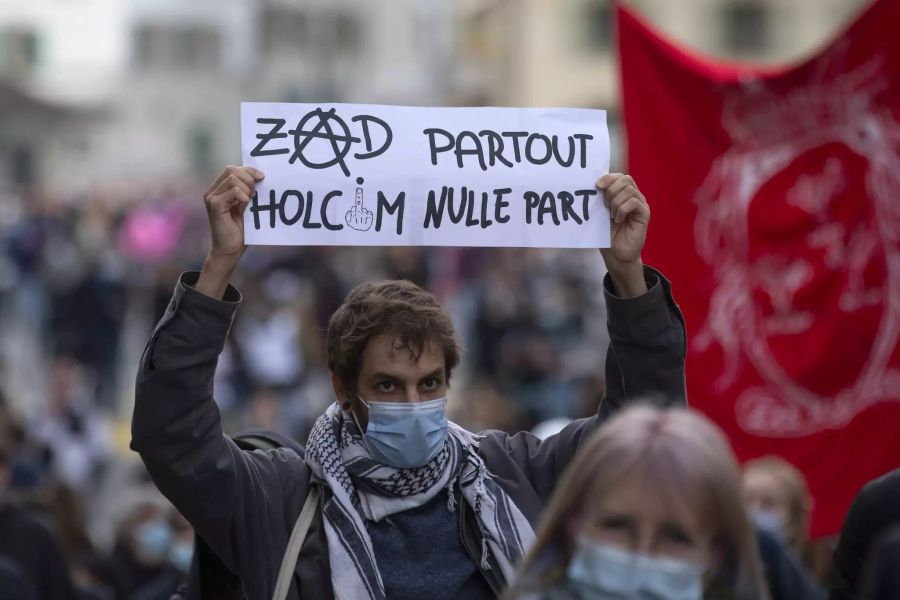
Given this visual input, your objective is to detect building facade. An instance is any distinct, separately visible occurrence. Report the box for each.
[0,0,872,192]
[0,0,453,193]
[453,0,870,167]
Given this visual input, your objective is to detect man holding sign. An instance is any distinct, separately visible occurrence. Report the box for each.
[132,104,685,600]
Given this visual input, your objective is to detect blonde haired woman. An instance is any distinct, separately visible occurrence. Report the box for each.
[743,457,811,551]
[507,405,769,600]
[742,456,833,581]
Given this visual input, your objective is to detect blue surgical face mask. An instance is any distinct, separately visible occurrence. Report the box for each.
[356,396,448,469]
[169,540,194,573]
[751,508,784,539]
[134,520,172,563]
[567,536,705,600]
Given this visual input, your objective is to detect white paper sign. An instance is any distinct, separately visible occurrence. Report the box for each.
[240,103,610,248]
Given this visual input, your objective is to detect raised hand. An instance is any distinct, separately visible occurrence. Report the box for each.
[196,165,264,299]
[597,173,650,298]
[202,165,265,262]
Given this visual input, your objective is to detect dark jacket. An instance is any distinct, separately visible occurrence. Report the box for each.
[131,266,686,600]
[98,541,166,600]
[0,554,38,600]
[0,503,78,600]
[857,524,900,600]
[829,468,900,600]
[756,527,824,600]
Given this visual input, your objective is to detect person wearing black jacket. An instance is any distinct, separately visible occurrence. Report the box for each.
[0,447,78,600]
[0,555,38,600]
[131,166,686,599]
[829,468,900,600]
[857,524,900,600]
[756,526,825,600]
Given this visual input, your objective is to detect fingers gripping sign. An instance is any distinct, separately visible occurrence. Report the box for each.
[196,165,264,299]
[595,173,650,298]
[597,173,649,266]
[203,165,266,261]
[346,178,374,231]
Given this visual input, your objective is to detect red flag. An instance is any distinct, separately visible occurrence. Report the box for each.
[618,0,900,536]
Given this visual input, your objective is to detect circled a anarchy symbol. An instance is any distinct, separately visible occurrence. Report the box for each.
[289,108,360,177]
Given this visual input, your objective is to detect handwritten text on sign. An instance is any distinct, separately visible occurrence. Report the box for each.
[240,103,610,248]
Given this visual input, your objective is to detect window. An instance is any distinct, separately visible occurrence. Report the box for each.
[134,25,221,69]
[174,28,220,67]
[11,145,35,187]
[721,1,771,54]
[262,11,308,54]
[280,86,306,103]
[0,29,40,74]
[581,0,613,52]
[20,31,38,67]
[134,25,163,67]
[187,125,215,175]
[334,14,360,57]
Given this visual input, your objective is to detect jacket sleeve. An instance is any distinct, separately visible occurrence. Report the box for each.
[130,272,311,584]
[756,527,825,600]
[482,265,686,502]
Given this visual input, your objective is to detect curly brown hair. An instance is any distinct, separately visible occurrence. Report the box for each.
[326,280,461,394]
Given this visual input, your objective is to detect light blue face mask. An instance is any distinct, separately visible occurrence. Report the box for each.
[169,540,194,573]
[134,520,172,563]
[567,536,705,600]
[356,396,449,469]
[751,508,784,539]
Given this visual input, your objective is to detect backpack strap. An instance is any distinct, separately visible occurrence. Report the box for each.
[272,486,320,600]
[234,429,306,459]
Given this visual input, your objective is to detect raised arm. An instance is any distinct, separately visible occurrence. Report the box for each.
[130,167,311,587]
[595,173,686,411]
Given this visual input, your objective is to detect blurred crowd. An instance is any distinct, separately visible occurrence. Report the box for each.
[0,185,896,599]
[0,184,610,598]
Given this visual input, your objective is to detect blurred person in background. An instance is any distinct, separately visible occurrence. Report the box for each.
[19,478,113,599]
[829,468,900,600]
[743,457,830,591]
[31,356,113,499]
[0,443,78,599]
[233,271,306,394]
[0,165,612,439]
[505,405,769,600]
[132,510,194,600]
[447,379,523,435]
[743,457,812,556]
[98,492,174,600]
[467,252,606,429]
[132,166,686,599]
[37,479,97,567]
[239,386,291,436]
[0,391,46,491]
[37,195,128,412]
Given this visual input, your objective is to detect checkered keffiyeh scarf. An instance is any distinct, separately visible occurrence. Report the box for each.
[304,402,535,600]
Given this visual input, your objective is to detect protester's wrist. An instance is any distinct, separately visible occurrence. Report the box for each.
[605,259,647,299]
[196,254,239,300]
[205,250,242,272]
